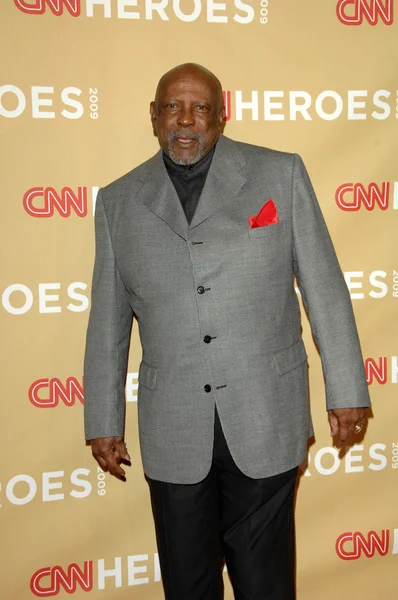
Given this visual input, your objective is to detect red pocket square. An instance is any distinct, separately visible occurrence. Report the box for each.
[248,198,279,228]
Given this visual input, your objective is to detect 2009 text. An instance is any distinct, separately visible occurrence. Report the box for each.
[89,88,98,120]
[97,466,106,495]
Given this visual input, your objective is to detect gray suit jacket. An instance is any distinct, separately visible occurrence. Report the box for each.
[84,135,371,483]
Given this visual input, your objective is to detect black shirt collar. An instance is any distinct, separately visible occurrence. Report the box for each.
[163,145,215,178]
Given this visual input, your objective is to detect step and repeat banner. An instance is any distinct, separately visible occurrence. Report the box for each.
[1,1,397,598]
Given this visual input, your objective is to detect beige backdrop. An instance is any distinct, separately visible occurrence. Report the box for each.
[1,1,397,598]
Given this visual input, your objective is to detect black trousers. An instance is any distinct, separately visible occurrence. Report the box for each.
[147,409,298,600]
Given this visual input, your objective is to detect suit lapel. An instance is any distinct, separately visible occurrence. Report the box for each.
[190,135,246,230]
[137,135,247,239]
[138,151,189,240]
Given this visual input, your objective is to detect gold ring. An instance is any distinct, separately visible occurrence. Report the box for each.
[354,423,364,434]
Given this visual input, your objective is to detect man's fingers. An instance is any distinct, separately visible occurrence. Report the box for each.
[336,425,350,448]
[94,450,125,478]
[105,453,126,479]
[328,407,368,448]
[90,437,129,480]
[328,412,339,437]
[99,448,126,479]
[114,439,131,462]
[96,455,109,472]
[357,408,366,422]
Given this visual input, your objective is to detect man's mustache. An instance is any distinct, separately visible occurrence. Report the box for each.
[169,131,201,140]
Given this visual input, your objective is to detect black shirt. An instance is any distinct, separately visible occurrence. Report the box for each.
[163,146,215,225]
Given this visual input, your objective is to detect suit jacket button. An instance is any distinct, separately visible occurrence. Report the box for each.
[197,286,205,294]
[204,384,212,393]
[203,335,212,344]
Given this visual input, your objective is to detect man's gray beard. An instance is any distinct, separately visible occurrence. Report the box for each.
[167,131,206,166]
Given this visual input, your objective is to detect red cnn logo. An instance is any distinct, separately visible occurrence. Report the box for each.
[365,357,387,384]
[29,378,84,408]
[335,182,398,211]
[365,356,398,384]
[14,0,80,16]
[23,187,87,217]
[222,90,231,122]
[30,562,93,596]
[336,530,390,559]
[336,0,393,25]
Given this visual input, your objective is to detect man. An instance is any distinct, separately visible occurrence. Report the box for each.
[84,63,370,599]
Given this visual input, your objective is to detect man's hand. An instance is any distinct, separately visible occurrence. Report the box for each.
[328,408,367,449]
[90,436,131,480]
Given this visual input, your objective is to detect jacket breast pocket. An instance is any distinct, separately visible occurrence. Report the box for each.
[272,339,308,376]
[138,360,158,390]
[248,220,287,240]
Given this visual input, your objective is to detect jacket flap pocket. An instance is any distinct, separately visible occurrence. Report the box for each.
[138,361,158,390]
[272,340,307,376]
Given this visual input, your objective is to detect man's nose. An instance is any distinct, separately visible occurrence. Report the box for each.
[177,107,195,127]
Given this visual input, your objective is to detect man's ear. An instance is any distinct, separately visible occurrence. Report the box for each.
[150,101,158,135]
[218,107,226,133]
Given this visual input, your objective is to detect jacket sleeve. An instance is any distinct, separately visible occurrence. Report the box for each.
[84,189,133,440]
[291,154,371,411]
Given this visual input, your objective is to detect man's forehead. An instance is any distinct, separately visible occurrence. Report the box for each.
[157,70,219,96]
[161,74,215,90]
[160,81,217,97]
